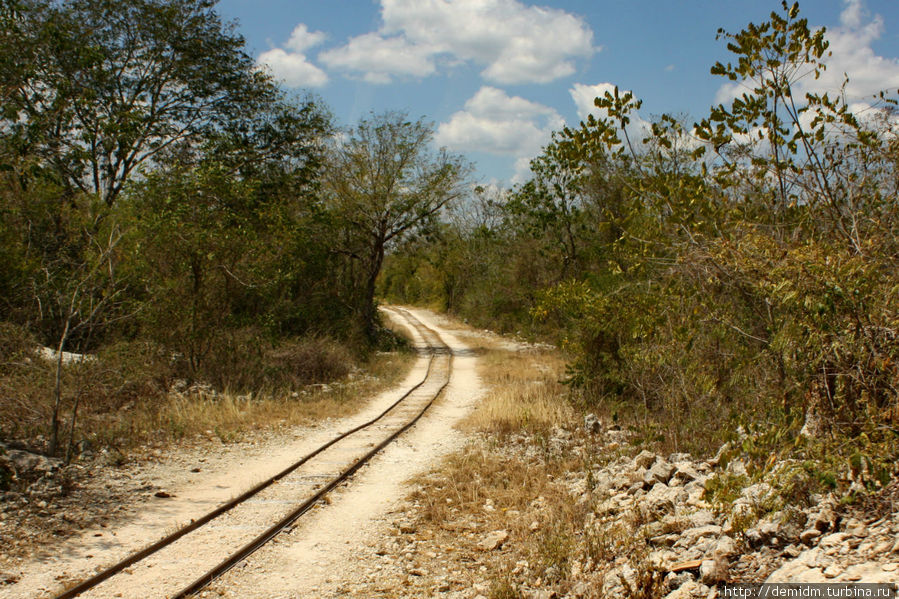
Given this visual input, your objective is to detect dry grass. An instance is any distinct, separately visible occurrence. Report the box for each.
[358,315,666,597]
[405,434,623,598]
[0,320,416,455]
[464,347,575,434]
[393,320,604,595]
[115,350,414,447]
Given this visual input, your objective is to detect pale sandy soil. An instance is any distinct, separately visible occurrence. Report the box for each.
[4,307,483,599]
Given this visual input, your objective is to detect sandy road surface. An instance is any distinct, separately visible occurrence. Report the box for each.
[202,306,483,598]
[6,307,481,599]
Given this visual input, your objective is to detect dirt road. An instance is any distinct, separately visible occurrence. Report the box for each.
[6,307,482,599]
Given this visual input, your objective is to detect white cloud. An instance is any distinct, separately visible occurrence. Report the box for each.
[435,87,563,159]
[258,24,329,88]
[286,24,327,53]
[818,1,899,101]
[319,33,435,84]
[511,156,536,185]
[570,83,618,121]
[321,0,595,85]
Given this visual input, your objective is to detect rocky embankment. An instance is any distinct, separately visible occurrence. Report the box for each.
[355,417,898,599]
[577,415,899,598]
[0,444,107,582]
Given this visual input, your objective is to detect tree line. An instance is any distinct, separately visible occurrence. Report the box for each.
[382,2,899,485]
[0,0,467,456]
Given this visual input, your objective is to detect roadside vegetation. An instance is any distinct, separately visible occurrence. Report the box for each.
[383,2,899,498]
[0,0,461,463]
[1,0,896,550]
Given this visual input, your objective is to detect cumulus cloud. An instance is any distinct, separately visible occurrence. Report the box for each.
[715,0,899,105]
[319,33,435,84]
[435,86,563,157]
[321,0,595,85]
[570,82,619,121]
[258,24,329,88]
[819,0,899,100]
[286,24,327,53]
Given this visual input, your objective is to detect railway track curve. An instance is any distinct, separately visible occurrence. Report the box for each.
[48,307,452,599]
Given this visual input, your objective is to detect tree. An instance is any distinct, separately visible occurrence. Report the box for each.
[693,1,896,251]
[323,113,469,339]
[0,0,279,206]
[505,137,589,278]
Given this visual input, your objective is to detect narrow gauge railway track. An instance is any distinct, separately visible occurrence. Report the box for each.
[51,308,453,599]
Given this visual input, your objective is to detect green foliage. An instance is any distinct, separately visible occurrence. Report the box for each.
[703,473,751,507]
[0,0,280,206]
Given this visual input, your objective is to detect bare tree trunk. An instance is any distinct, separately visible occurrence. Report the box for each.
[48,317,71,456]
[362,241,386,341]
[64,393,81,464]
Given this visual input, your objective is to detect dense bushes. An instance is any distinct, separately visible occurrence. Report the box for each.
[0,0,403,456]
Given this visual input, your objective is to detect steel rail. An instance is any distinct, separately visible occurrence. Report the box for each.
[53,309,443,599]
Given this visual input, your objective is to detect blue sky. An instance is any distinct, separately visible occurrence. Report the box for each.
[216,0,899,184]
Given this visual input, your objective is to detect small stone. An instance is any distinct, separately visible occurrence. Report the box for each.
[672,463,701,485]
[633,450,657,470]
[823,564,843,578]
[644,460,676,486]
[644,484,680,513]
[477,530,509,551]
[800,528,822,545]
[713,535,739,558]
[650,534,680,547]
[819,533,849,548]
[882,563,899,572]
[664,581,703,599]
[842,517,865,536]
[398,522,416,534]
[810,508,835,532]
[678,525,722,545]
[688,510,716,528]
[153,490,173,498]
[873,541,892,554]
[727,459,748,477]
[700,557,728,584]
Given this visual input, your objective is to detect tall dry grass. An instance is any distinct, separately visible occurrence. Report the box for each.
[0,322,415,456]
[456,335,575,434]
[116,350,413,447]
